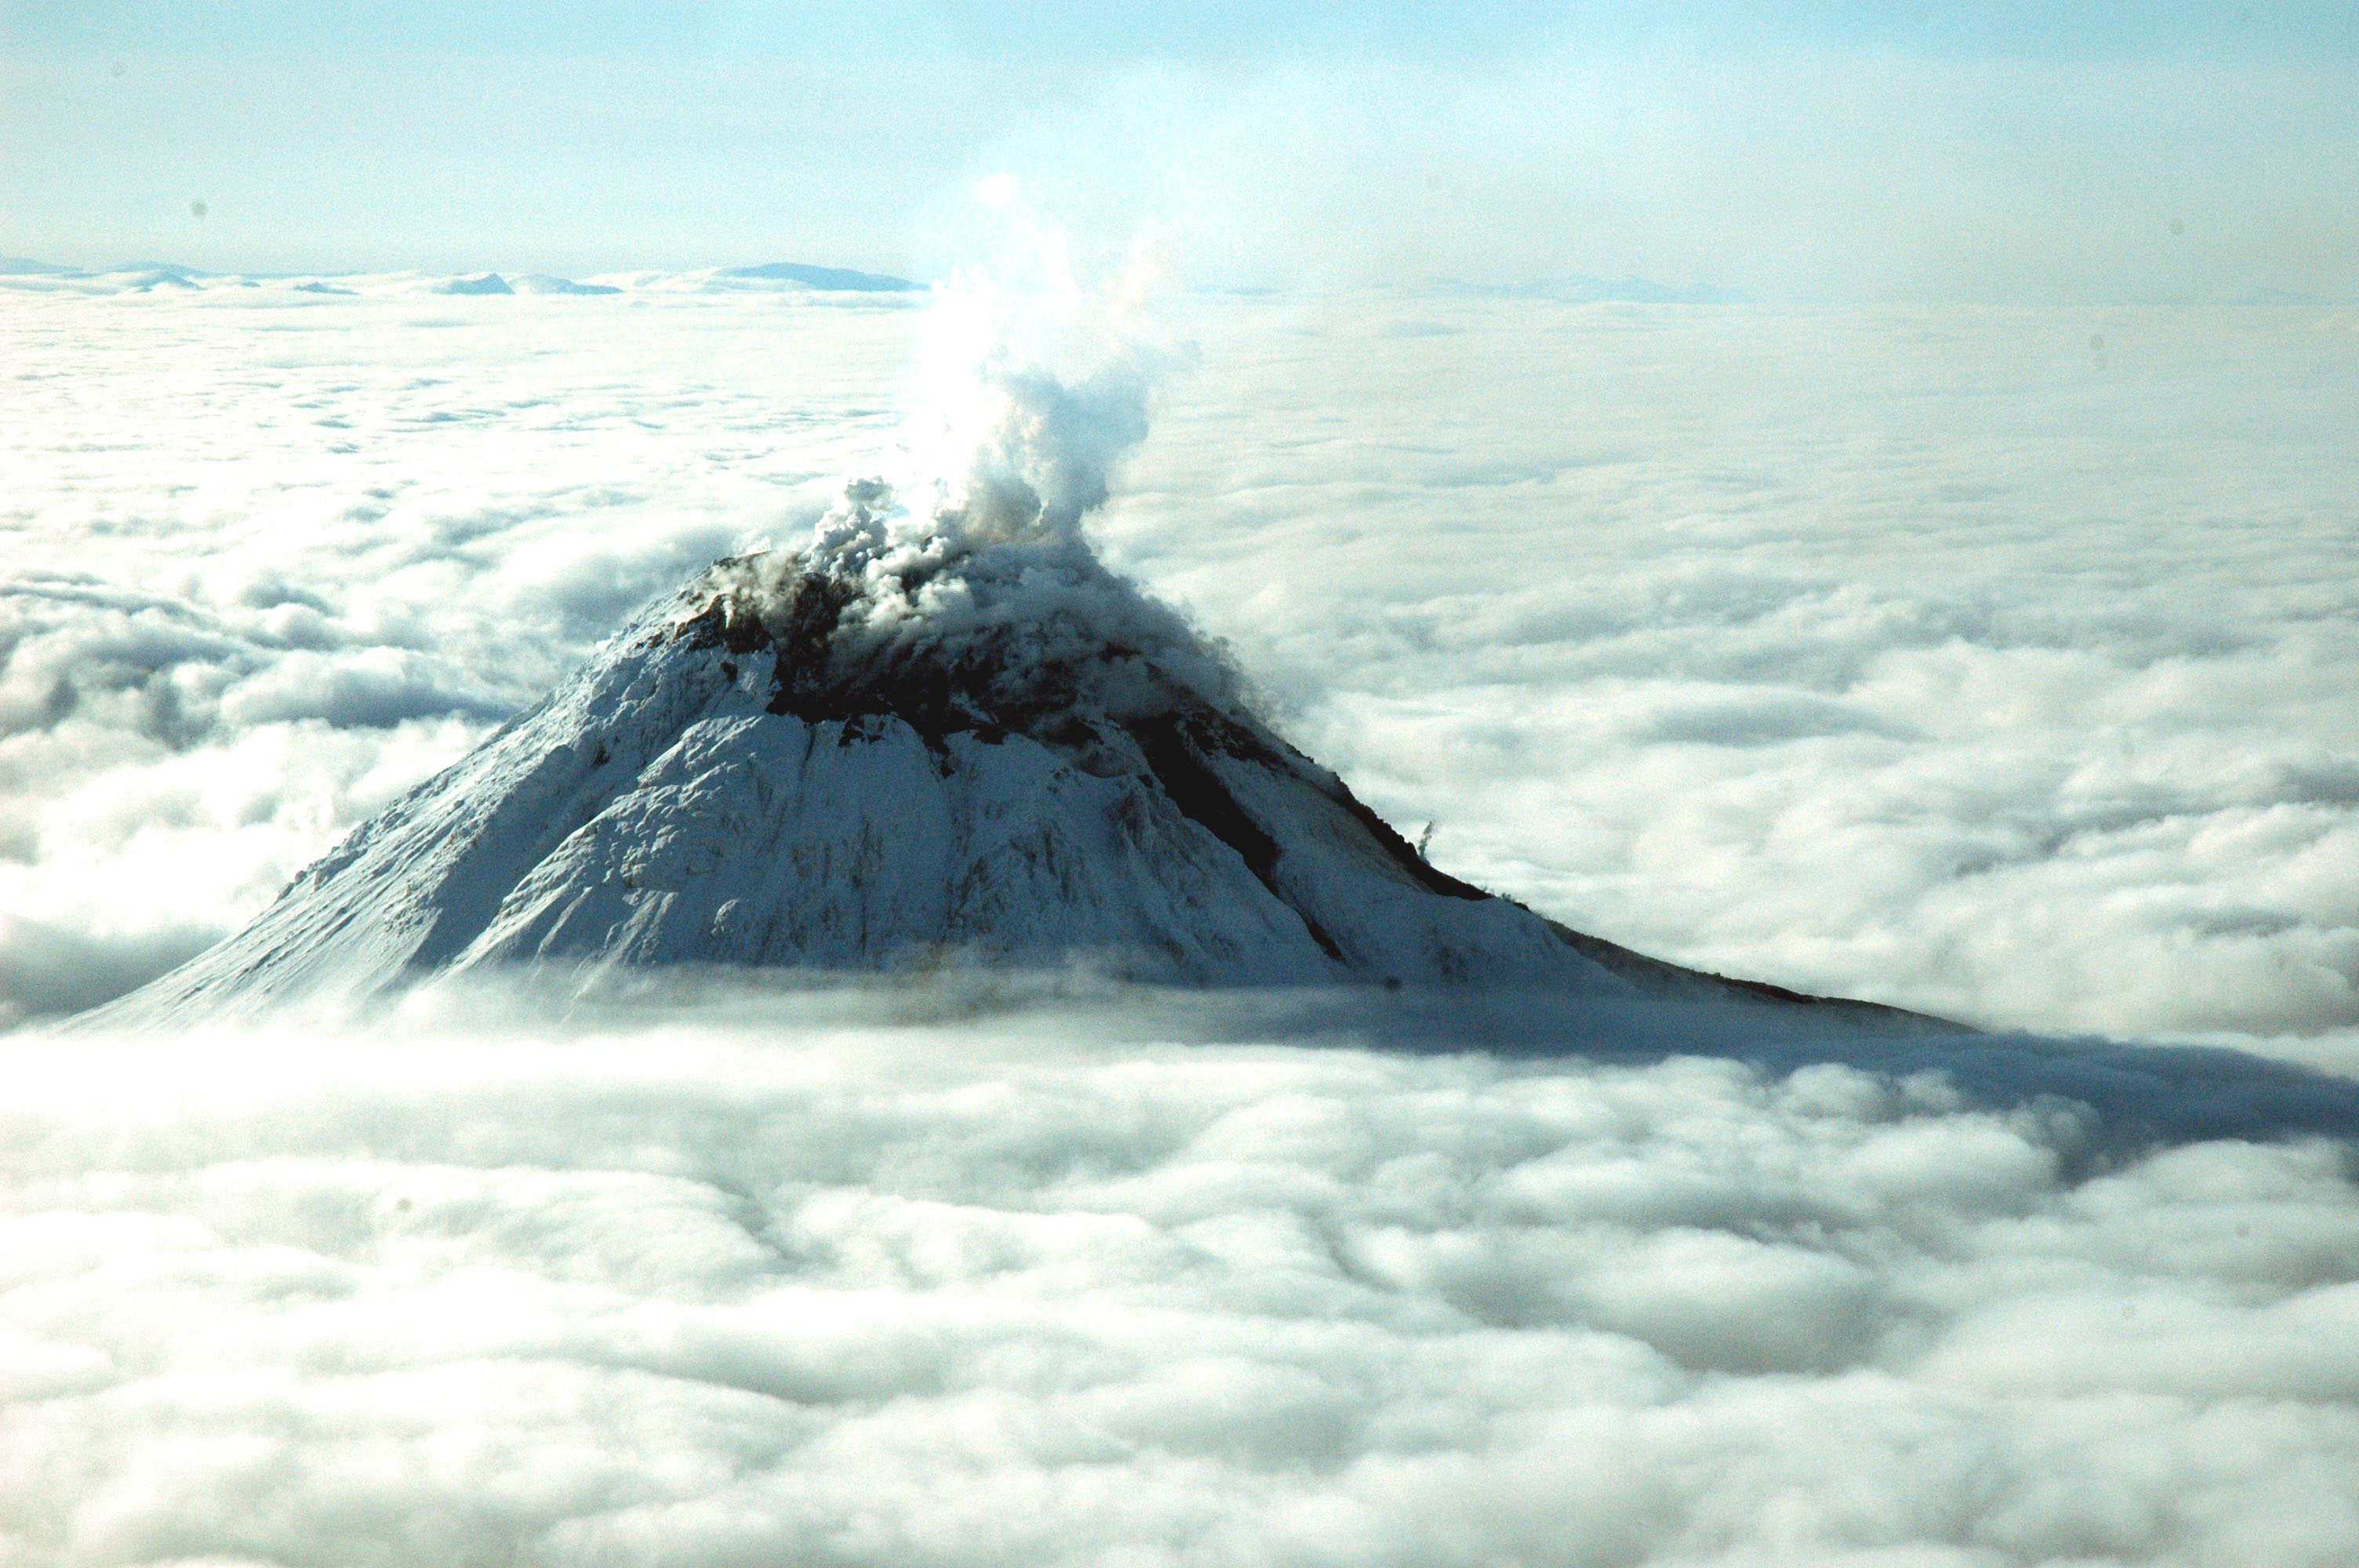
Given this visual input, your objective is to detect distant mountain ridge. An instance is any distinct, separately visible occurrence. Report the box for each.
[0,259,921,292]
[1434,274,1750,305]
[719,262,924,292]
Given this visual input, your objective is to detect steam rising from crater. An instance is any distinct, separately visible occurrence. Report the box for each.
[689,253,1238,747]
[887,238,1172,554]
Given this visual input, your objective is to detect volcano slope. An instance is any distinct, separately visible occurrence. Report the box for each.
[107,474,1951,1029]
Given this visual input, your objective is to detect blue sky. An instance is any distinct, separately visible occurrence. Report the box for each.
[14,3,2357,62]
[4,3,2354,299]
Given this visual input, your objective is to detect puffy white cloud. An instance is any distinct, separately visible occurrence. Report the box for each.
[2,984,2355,1564]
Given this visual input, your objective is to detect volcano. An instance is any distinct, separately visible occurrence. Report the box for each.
[111,467,1943,1029]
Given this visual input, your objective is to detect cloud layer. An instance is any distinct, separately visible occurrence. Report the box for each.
[1100,293,2359,1037]
[4,984,2357,1565]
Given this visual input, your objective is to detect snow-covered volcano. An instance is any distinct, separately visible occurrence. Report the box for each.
[111,470,1942,1028]
[100,286,1954,1029]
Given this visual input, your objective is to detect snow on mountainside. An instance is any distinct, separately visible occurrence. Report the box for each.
[109,536,1941,1022]
[109,506,1946,1025]
[100,279,1949,1028]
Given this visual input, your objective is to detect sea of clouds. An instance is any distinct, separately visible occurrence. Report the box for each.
[1100,293,2359,1041]
[3,267,2357,1563]
[4,981,2359,1565]
[7,978,2359,1566]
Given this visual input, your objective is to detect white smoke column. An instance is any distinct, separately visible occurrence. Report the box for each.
[855,178,1178,559]
[738,187,1230,728]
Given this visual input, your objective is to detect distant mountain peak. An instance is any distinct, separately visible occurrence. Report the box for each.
[720,262,924,292]
[512,273,623,296]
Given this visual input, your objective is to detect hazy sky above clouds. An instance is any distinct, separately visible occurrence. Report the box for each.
[5,2,2357,299]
